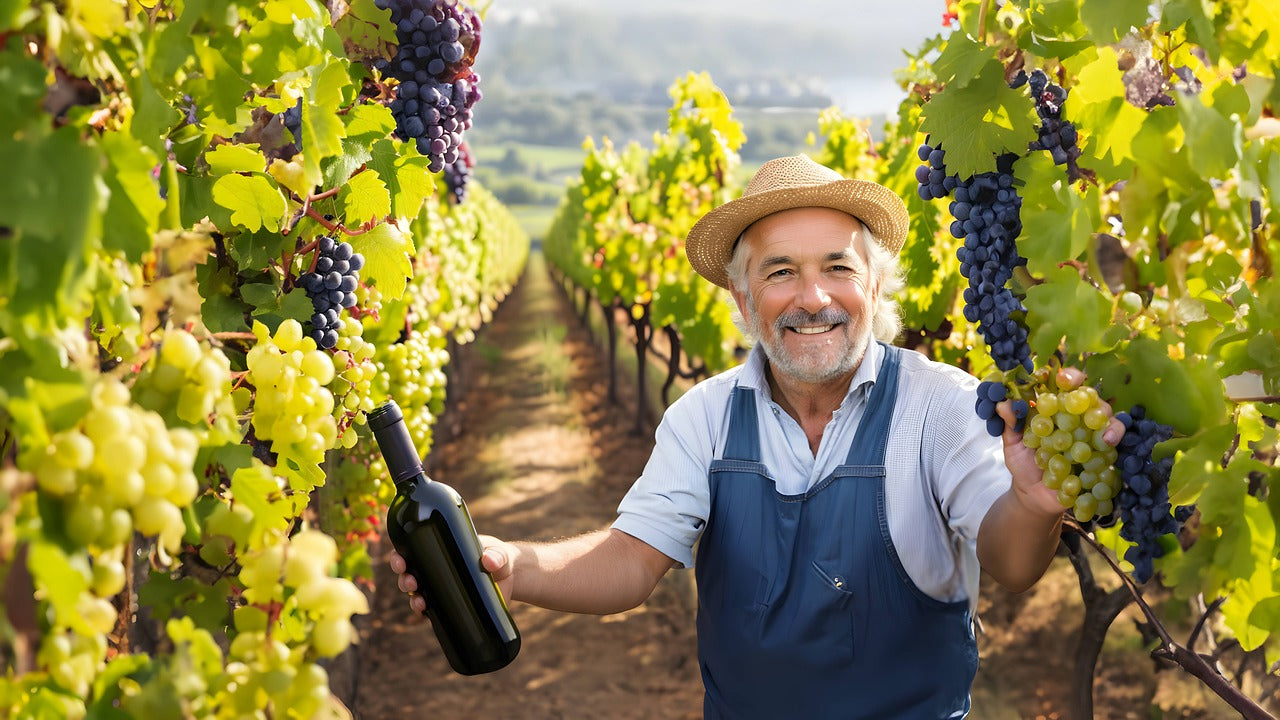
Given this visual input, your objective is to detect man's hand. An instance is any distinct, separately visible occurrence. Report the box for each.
[388,534,518,616]
[995,366,1126,519]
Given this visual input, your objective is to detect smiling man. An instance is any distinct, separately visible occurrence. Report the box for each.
[391,154,1123,719]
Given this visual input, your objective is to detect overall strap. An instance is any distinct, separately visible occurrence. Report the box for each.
[720,386,761,463]
[842,343,903,467]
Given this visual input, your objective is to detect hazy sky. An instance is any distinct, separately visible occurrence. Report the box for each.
[487,0,947,116]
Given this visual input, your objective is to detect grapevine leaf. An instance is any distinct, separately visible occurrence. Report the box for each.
[229,229,291,271]
[1072,48,1147,177]
[300,61,351,188]
[206,144,267,175]
[340,170,391,226]
[27,540,92,635]
[1029,0,1083,38]
[239,283,279,310]
[1175,90,1240,181]
[0,43,52,132]
[1161,0,1220,62]
[1023,267,1111,358]
[268,157,310,198]
[931,34,998,91]
[101,131,164,262]
[367,138,434,220]
[1165,424,1238,505]
[211,174,287,233]
[1018,153,1096,274]
[335,0,398,58]
[351,222,413,300]
[1085,337,1227,435]
[196,263,250,333]
[230,464,293,550]
[1079,0,1150,44]
[918,60,1038,178]
[1217,494,1276,651]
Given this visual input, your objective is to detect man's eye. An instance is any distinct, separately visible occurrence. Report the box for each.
[767,268,792,278]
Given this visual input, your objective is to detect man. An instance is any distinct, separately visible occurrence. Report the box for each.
[391,155,1122,718]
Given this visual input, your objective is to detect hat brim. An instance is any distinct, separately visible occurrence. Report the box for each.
[686,179,909,290]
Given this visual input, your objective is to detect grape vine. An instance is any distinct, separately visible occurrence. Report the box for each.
[0,1,527,718]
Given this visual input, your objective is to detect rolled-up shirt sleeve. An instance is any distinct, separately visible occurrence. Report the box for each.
[929,379,1011,544]
[612,380,726,569]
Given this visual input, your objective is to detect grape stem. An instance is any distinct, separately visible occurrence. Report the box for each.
[1064,522,1275,718]
[304,206,377,237]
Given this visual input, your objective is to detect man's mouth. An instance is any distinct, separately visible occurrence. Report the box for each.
[789,324,839,335]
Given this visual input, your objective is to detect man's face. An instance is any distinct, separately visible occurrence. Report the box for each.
[731,207,877,386]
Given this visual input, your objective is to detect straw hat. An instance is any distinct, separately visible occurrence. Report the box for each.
[686,154,910,289]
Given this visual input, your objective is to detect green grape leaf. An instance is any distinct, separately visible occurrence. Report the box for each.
[301,61,351,188]
[1217,494,1277,650]
[230,464,293,550]
[211,174,287,232]
[206,143,267,175]
[1176,90,1241,181]
[1162,0,1220,62]
[1086,337,1228,435]
[196,263,250,333]
[1018,155,1098,276]
[1079,0,1150,43]
[931,35,998,91]
[229,228,291,271]
[367,138,435,220]
[340,170,391,226]
[1023,266,1112,357]
[239,283,279,310]
[101,131,164,262]
[335,0,398,58]
[918,59,1038,178]
[351,221,413,301]
[27,540,92,635]
[1030,0,1083,37]
[0,44,52,133]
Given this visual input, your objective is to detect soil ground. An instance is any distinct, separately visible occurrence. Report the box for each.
[350,253,1248,720]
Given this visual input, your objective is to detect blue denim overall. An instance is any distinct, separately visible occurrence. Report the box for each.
[694,345,978,719]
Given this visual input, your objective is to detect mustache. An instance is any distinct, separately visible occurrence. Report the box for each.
[774,307,851,332]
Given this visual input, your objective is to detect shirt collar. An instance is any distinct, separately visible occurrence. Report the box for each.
[738,339,883,407]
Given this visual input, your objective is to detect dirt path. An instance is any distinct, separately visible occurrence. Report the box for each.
[350,251,1242,720]
[353,251,703,719]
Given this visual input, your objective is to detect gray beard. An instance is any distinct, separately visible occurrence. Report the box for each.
[744,297,869,385]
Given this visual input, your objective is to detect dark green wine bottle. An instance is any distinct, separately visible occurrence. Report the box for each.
[367,400,520,675]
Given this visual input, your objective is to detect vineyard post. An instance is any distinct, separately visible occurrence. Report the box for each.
[631,302,654,435]
[603,297,620,404]
[662,325,682,407]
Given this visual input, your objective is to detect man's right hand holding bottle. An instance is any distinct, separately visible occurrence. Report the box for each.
[389,536,515,615]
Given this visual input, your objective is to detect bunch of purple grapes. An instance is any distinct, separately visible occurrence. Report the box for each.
[916,144,1032,374]
[378,0,483,173]
[298,236,365,350]
[443,140,473,204]
[1112,405,1187,583]
[1026,70,1081,170]
[974,380,1028,438]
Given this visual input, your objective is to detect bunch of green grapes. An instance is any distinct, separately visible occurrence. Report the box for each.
[246,320,338,471]
[134,326,239,442]
[374,326,449,458]
[23,377,201,557]
[1022,377,1120,522]
[328,321,378,451]
[36,629,108,703]
[350,280,384,330]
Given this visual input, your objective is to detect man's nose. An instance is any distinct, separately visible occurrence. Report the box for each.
[796,277,832,314]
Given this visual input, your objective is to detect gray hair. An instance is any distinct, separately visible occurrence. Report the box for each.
[725,218,904,343]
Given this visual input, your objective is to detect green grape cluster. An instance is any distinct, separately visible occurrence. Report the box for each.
[23,377,201,556]
[236,529,370,661]
[135,326,239,441]
[36,629,108,703]
[246,320,338,468]
[375,326,449,458]
[1022,381,1119,522]
[328,321,378,450]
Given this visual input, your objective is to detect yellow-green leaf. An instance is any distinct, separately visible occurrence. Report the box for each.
[206,144,267,175]
[351,222,413,301]
[340,170,391,226]
[211,174,286,232]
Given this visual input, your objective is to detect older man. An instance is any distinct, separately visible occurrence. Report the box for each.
[392,155,1122,719]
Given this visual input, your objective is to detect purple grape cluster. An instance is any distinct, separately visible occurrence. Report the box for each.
[974,380,1028,437]
[1027,70,1081,170]
[443,140,473,204]
[1112,405,1183,583]
[298,236,365,350]
[915,142,958,201]
[378,0,483,173]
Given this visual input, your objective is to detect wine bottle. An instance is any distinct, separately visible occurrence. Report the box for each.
[367,399,520,675]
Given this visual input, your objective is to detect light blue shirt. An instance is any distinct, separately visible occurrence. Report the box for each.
[612,341,1011,604]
